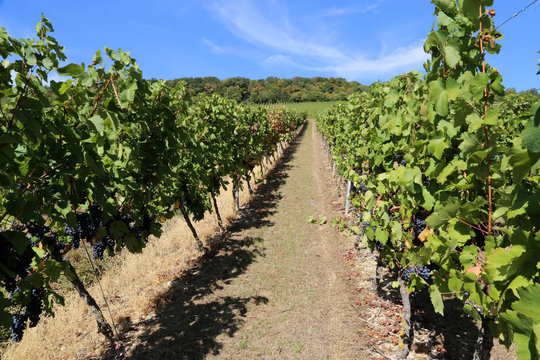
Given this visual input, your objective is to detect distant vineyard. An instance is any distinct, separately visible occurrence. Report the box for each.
[317,1,539,359]
[0,17,305,343]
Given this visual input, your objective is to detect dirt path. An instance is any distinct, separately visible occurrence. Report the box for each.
[104,122,370,359]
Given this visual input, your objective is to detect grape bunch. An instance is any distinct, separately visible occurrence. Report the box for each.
[358,183,368,195]
[0,232,35,293]
[412,217,427,237]
[401,266,431,282]
[472,226,487,248]
[9,287,44,342]
[91,236,115,260]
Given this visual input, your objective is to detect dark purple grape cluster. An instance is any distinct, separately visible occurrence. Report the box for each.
[413,217,427,237]
[9,287,44,342]
[61,206,104,258]
[91,236,115,260]
[401,266,431,282]
[472,226,487,248]
[358,183,368,195]
[0,232,35,294]
[388,210,401,222]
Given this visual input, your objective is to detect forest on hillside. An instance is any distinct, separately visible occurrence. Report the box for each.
[160,76,369,103]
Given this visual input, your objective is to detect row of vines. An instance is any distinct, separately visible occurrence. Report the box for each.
[317,1,539,359]
[0,17,306,344]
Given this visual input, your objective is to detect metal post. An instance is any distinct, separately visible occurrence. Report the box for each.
[266,157,269,171]
[235,184,240,211]
[332,162,336,176]
[345,180,352,214]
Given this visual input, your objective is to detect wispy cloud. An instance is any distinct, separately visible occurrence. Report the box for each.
[208,0,345,60]
[202,38,226,54]
[321,42,429,78]
[176,5,191,16]
[206,0,428,80]
[317,4,379,17]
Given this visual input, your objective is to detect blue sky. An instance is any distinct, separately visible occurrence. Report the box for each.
[0,0,538,90]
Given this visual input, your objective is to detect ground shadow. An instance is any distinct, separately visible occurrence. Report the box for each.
[101,124,308,360]
[373,262,483,359]
[228,123,307,232]
[410,290,481,359]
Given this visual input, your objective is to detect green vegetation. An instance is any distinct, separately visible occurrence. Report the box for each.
[164,76,367,104]
[266,102,338,119]
[317,1,539,359]
[0,16,305,344]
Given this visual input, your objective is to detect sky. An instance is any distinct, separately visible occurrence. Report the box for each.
[0,0,538,90]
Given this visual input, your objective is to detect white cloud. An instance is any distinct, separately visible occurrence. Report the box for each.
[317,4,379,17]
[208,0,345,60]
[202,38,226,54]
[207,0,429,80]
[176,5,191,16]
[322,42,430,78]
[262,54,290,65]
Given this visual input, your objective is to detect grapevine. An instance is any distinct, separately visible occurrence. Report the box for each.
[317,1,540,358]
[0,17,305,342]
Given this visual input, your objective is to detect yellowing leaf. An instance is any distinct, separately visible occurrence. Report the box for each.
[418,227,433,242]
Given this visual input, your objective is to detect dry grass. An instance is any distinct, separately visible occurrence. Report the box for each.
[0,148,285,360]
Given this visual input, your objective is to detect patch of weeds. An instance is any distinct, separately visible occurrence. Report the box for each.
[330,216,361,238]
[307,216,327,224]
[294,340,303,354]
[236,339,248,349]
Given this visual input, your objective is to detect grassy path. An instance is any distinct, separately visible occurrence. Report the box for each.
[109,121,370,359]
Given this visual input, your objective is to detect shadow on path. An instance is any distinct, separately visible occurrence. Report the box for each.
[101,124,307,360]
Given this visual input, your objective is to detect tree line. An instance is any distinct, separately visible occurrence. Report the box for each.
[157,76,369,104]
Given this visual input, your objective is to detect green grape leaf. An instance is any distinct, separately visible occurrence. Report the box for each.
[533,324,540,357]
[509,151,539,183]
[375,227,389,244]
[429,78,459,118]
[433,0,457,15]
[514,285,540,321]
[470,73,490,101]
[429,285,444,314]
[57,63,85,78]
[484,245,527,282]
[442,42,460,68]
[426,198,460,229]
[89,115,105,135]
[522,119,540,153]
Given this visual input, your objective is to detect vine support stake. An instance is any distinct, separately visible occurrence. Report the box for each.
[235,183,240,211]
[345,180,352,214]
